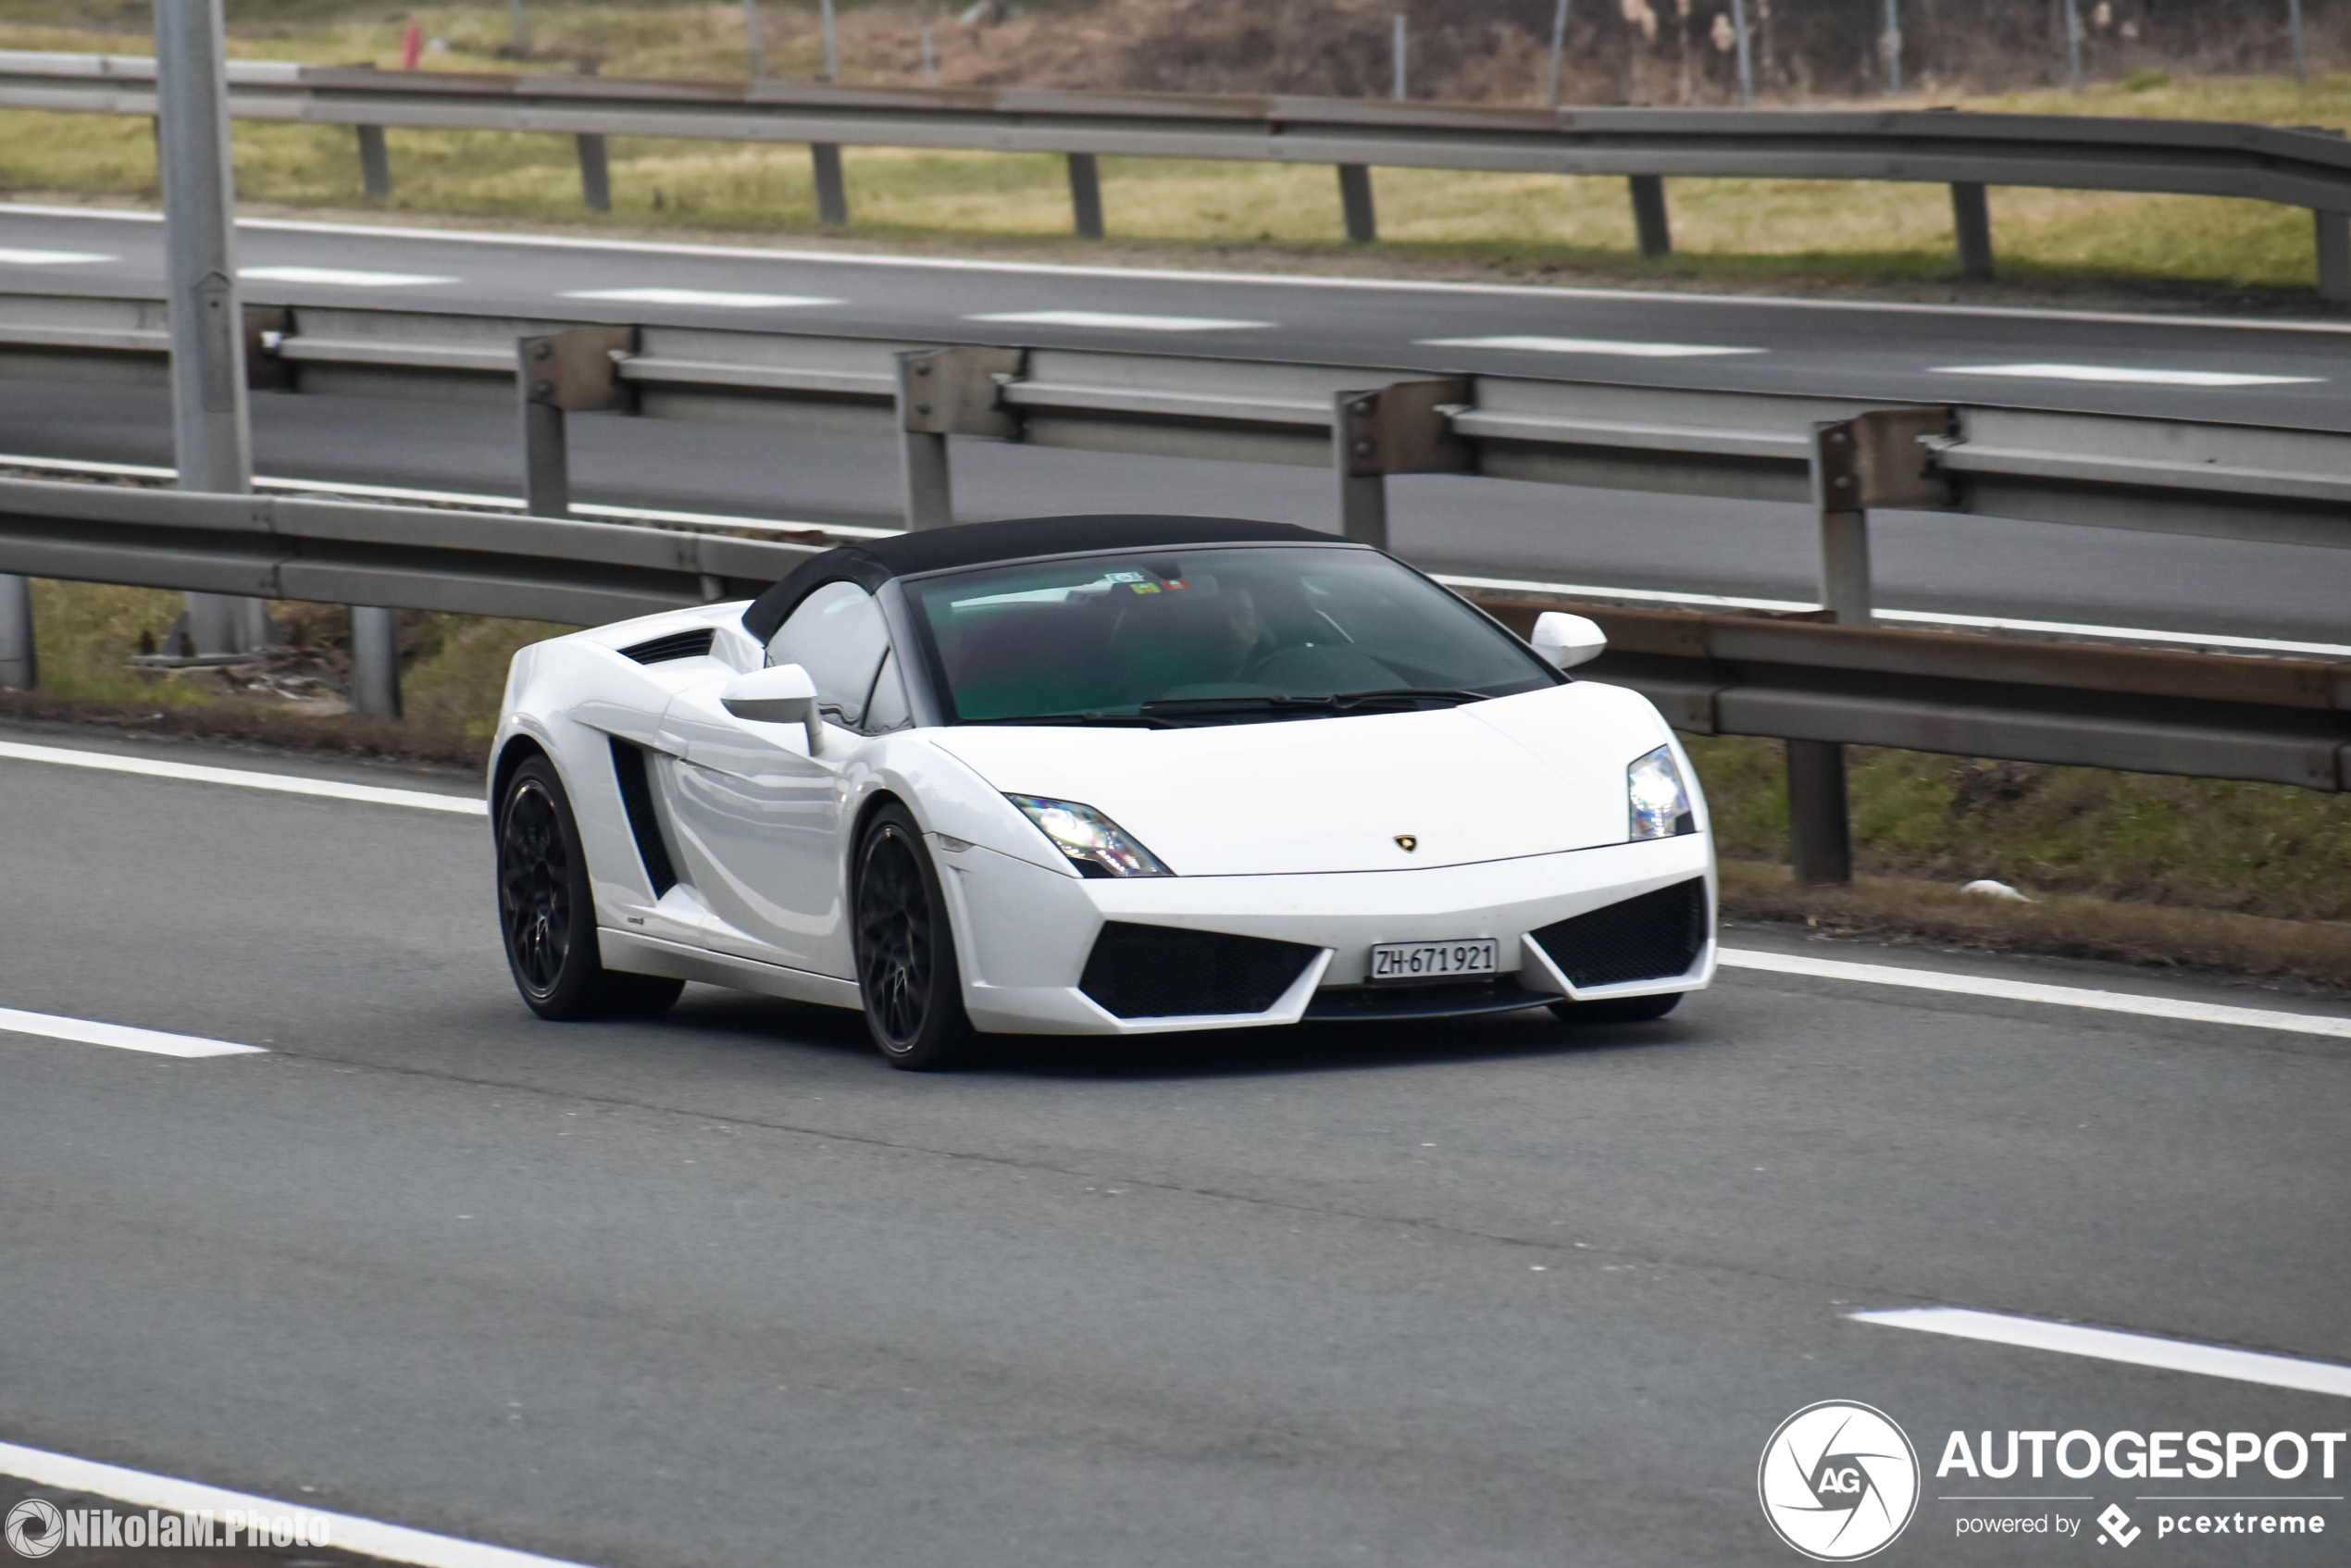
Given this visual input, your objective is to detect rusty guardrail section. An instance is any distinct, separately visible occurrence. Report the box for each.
[1,49,2347,290]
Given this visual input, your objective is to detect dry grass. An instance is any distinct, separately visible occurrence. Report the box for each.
[2,10,2347,294]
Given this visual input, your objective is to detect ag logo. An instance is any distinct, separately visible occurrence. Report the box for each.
[5,1499,63,1560]
[1758,1400,1920,1561]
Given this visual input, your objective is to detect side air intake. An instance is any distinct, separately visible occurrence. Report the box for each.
[619,628,716,665]
[608,739,678,896]
[1531,878,1708,989]
[1079,924,1319,1019]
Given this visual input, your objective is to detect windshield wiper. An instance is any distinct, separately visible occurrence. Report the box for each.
[1139,688,1488,716]
[959,712,1181,728]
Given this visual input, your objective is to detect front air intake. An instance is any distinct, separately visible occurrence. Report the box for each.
[1531,878,1708,989]
[1079,923,1320,1019]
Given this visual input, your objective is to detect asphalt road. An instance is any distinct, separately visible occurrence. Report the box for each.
[3,721,2347,1567]
[4,203,2349,429]
[7,374,2351,650]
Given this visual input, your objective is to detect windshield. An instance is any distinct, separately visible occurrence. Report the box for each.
[904,544,1557,726]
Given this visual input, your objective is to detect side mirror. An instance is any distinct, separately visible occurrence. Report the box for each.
[721,663,823,753]
[1531,611,1607,670]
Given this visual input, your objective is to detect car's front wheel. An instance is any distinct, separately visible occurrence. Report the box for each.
[852,803,978,1070]
[497,753,683,1021]
[1549,992,1682,1025]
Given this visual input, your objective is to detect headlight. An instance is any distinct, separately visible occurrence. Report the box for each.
[1007,794,1174,877]
[1627,745,1694,840]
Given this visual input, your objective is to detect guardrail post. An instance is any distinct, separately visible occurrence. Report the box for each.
[1332,379,1472,550]
[516,326,637,517]
[2317,210,2350,303]
[1629,175,1671,257]
[1788,406,1951,885]
[0,574,34,691]
[896,346,1023,531]
[356,125,392,198]
[813,144,849,225]
[1952,182,1994,280]
[1067,153,1105,239]
[1337,165,1377,243]
[349,605,400,718]
[576,133,612,212]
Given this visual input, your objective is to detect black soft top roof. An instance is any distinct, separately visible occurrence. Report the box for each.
[741,513,1339,642]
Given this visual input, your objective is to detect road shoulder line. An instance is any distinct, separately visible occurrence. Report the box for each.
[1851,1307,2351,1399]
[0,739,486,815]
[0,1007,266,1059]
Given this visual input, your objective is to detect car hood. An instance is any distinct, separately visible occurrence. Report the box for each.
[925,682,1667,876]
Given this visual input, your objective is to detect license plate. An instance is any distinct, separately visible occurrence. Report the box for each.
[1369,938,1500,983]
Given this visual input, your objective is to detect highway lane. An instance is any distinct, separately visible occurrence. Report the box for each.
[3,203,2348,429]
[2,725,2348,1566]
[7,376,2351,649]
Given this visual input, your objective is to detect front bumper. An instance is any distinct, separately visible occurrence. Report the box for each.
[938,834,1715,1036]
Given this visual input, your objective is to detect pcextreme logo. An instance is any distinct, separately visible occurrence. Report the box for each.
[1760,1400,1923,1562]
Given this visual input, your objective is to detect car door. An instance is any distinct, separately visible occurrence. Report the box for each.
[655,580,898,977]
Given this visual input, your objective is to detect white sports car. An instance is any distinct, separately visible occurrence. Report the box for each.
[490,515,1715,1068]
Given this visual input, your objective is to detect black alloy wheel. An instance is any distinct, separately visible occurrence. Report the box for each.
[1549,991,1682,1025]
[495,754,683,1021]
[852,803,978,1070]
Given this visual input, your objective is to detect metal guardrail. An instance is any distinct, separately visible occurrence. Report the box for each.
[2,50,2347,294]
[1,290,2345,882]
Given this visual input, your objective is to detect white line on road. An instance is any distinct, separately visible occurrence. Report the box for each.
[0,247,114,266]
[0,1439,603,1568]
[240,265,456,288]
[0,1007,267,1060]
[1720,948,2351,1040]
[964,309,1270,331]
[1931,362,2324,388]
[1418,334,1762,357]
[13,202,2351,334]
[559,286,840,308]
[0,740,487,815]
[1851,1308,2351,1400]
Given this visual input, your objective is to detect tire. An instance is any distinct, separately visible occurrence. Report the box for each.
[496,753,684,1022]
[1548,991,1683,1026]
[852,803,979,1071]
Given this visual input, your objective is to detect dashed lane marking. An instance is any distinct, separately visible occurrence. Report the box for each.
[239,265,456,288]
[1851,1307,2351,1400]
[964,309,1270,331]
[0,1007,267,1060]
[1417,334,1762,357]
[1930,362,2323,388]
[0,740,487,815]
[559,286,840,308]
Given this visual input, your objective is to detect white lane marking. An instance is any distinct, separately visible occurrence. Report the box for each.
[15,201,2351,335]
[1720,947,2351,1040]
[0,740,487,815]
[1428,572,2351,660]
[0,1007,267,1060]
[0,247,114,266]
[0,1438,603,1568]
[559,286,840,308]
[1418,334,1761,358]
[964,309,1270,331]
[1,454,2336,657]
[1851,1308,2351,1400]
[1931,362,2323,388]
[239,265,456,288]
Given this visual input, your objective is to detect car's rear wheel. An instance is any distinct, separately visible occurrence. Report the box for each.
[1548,991,1682,1025]
[852,803,978,1071]
[497,753,683,1021]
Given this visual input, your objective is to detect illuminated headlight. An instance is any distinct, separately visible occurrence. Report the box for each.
[1627,745,1695,840]
[1007,794,1174,877]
